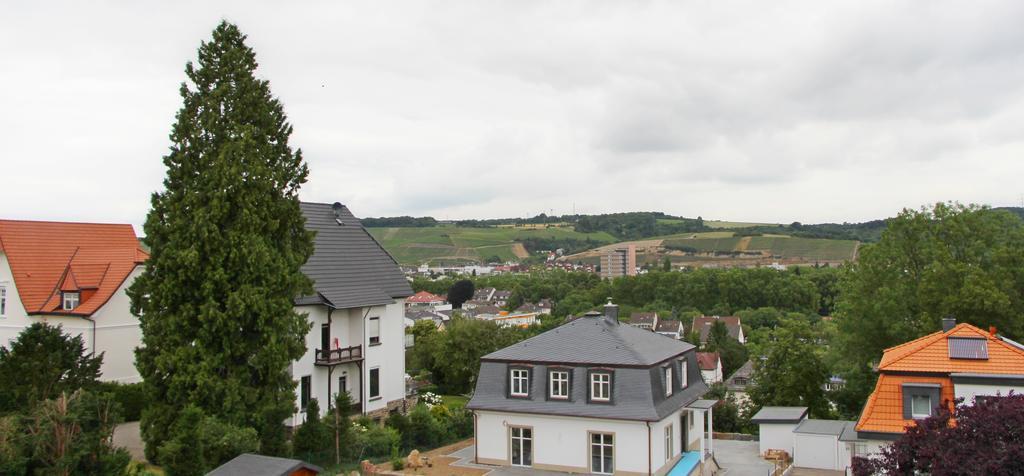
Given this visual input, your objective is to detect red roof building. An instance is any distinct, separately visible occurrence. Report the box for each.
[406,290,447,305]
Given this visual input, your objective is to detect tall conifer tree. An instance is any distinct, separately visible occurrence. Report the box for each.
[128,22,314,458]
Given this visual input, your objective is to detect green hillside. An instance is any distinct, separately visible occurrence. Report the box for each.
[368,226,617,265]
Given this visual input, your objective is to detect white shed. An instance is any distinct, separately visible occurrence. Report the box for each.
[792,420,856,471]
[750,406,808,457]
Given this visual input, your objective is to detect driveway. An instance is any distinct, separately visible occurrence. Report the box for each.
[712,439,774,476]
[112,421,146,462]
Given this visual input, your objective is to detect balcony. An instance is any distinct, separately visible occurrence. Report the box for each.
[314,345,363,366]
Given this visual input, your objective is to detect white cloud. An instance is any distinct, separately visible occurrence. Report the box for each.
[2,0,1024,231]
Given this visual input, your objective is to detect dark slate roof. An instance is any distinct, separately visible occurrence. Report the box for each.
[467,355,708,421]
[296,202,413,309]
[794,419,856,437]
[629,312,658,324]
[208,453,322,476]
[750,406,808,423]
[725,360,755,390]
[655,319,683,333]
[482,314,696,366]
[692,316,742,342]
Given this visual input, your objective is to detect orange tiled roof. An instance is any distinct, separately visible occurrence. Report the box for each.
[407,291,446,303]
[856,322,1024,434]
[0,220,148,317]
[697,352,720,371]
[879,323,1024,374]
[855,373,955,433]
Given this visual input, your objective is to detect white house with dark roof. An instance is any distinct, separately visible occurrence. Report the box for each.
[467,302,717,476]
[290,202,415,426]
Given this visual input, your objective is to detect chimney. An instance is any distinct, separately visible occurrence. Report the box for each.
[603,298,619,324]
[942,316,956,333]
[990,326,998,337]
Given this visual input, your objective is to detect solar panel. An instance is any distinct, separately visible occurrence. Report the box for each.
[948,337,989,359]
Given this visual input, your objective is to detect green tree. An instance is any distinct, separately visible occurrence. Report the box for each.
[0,323,102,413]
[748,318,831,418]
[662,256,672,272]
[128,21,315,458]
[834,203,1024,407]
[704,321,748,377]
[24,390,132,476]
[292,399,329,456]
[428,317,522,394]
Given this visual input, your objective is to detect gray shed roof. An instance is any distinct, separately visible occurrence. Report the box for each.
[750,406,808,423]
[482,314,695,366]
[793,419,855,437]
[208,453,322,476]
[296,202,413,309]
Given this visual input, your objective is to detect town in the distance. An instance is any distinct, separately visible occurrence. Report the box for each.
[3,20,1024,476]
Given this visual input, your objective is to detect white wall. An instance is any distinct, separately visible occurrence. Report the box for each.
[0,254,142,382]
[758,423,798,456]
[793,433,839,470]
[954,382,1024,403]
[290,300,407,425]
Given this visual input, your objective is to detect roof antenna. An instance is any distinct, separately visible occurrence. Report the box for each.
[332,202,345,225]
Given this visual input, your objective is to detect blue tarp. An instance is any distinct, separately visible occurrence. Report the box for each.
[668,451,701,476]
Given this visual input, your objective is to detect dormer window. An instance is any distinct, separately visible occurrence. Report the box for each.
[510,368,530,397]
[680,358,688,389]
[911,394,932,418]
[589,371,612,402]
[664,366,673,397]
[62,292,80,311]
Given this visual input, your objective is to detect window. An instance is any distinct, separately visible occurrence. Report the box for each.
[369,367,380,399]
[510,427,533,467]
[590,372,611,402]
[62,292,79,311]
[664,424,674,461]
[368,317,381,345]
[591,433,614,474]
[664,367,673,397]
[680,358,688,389]
[300,375,311,411]
[510,368,530,397]
[911,394,931,418]
[0,285,6,316]
[549,370,569,399]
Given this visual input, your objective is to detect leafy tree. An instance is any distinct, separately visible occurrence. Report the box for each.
[23,390,131,476]
[426,317,522,393]
[327,390,355,464]
[0,323,102,413]
[835,203,1024,408]
[853,394,1024,475]
[447,279,475,309]
[748,317,831,418]
[127,22,315,458]
[704,321,748,377]
[662,256,672,272]
[292,399,329,456]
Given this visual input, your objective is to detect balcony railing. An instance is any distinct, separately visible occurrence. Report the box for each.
[314,345,363,366]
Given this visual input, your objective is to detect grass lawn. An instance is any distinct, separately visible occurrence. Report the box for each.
[441,395,469,409]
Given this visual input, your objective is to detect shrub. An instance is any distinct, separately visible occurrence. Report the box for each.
[158,405,259,475]
[448,407,474,439]
[95,381,149,421]
[385,412,413,450]
[358,425,400,458]
[391,456,405,470]
[0,416,27,475]
[408,404,447,449]
[419,392,442,406]
[293,399,330,455]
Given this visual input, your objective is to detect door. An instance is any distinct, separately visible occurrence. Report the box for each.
[681,412,689,452]
[321,324,330,352]
[338,376,348,397]
[510,427,532,467]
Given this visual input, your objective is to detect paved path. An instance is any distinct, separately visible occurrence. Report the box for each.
[713,439,773,476]
[112,421,146,462]
[789,468,844,476]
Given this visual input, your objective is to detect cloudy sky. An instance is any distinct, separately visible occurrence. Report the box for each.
[4,1,1024,231]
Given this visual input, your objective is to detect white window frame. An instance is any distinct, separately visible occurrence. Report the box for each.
[680,358,688,389]
[62,292,79,311]
[664,423,674,461]
[368,316,381,345]
[590,432,614,474]
[510,368,530,397]
[664,367,673,397]
[591,372,611,402]
[911,394,931,418]
[549,370,569,399]
[510,426,533,467]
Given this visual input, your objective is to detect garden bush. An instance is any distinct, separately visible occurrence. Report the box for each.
[357,425,400,457]
[408,404,447,448]
[95,381,149,421]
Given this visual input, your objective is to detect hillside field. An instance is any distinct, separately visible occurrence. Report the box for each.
[368,226,617,265]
